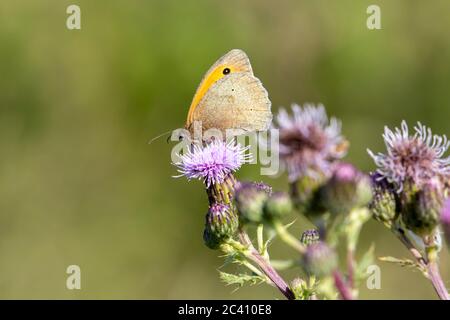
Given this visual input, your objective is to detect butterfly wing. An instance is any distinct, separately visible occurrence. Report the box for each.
[191,72,272,133]
[186,49,253,126]
[204,49,253,76]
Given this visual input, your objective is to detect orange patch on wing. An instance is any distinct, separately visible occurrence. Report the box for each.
[186,65,239,126]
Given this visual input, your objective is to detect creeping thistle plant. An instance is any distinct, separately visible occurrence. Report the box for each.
[173,104,450,300]
[368,121,450,300]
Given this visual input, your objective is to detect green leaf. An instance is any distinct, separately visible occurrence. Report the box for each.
[219,271,265,289]
[355,244,375,281]
[379,256,426,274]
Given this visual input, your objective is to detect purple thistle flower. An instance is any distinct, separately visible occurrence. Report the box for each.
[174,140,251,187]
[273,104,347,182]
[368,121,450,193]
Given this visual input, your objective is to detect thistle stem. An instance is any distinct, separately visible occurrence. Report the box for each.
[240,259,266,279]
[393,227,427,267]
[393,227,449,300]
[347,249,356,290]
[425,238,450,300]
[427,261,449,300]
[333,270,353,300]
[256,224,264,254]
[236,229,295,300]
[272,221,306,254]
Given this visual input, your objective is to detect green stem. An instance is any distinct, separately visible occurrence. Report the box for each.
[240,259,266,279]
[256,224,264,254]
[272,221,306,254]
[347,249,356,290]
[392,226,427,267]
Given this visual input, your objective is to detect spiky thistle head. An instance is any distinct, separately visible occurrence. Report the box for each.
[203,203,239,249]
[263,192,293,220]
[315,163,372,216]
[369,172,398,227]
[301,242,338,277]
[401,178,443,236]
[174,139,251,187]
[273,104,347,182]
[368,121,450,193]
[300,229,320,246]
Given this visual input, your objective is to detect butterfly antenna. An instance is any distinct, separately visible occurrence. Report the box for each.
[148,130,173,145]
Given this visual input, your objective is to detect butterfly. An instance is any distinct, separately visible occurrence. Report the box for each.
[185,49,272,137]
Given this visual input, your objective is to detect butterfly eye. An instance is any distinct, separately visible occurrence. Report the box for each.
[222,67,231,75]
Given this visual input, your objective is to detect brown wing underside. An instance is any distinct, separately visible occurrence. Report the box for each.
[192,72,272,133]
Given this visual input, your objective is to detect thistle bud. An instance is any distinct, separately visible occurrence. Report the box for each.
[318,163,372,215]
[402,181,442,236]
[291,175,327,218]
[235,182,270,224]
[300,229,320,246]
[442,199,450,246]
[290,277,306,298]
[301,242,337,277]
[203,227,221,250]
[264,192,293,221]
[369,174,397,227]
[290,277,306,290]
[203,203,238,249]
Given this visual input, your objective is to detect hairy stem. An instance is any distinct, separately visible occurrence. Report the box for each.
[237,229,295,300]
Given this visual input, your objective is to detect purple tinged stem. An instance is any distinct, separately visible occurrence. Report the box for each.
[333,270,353,300]
[347,249,356,290]
[394,227,449,300]
[427,262,450,300]
[238,229,295,300]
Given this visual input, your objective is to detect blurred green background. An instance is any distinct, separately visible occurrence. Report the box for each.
[0,0,449,299]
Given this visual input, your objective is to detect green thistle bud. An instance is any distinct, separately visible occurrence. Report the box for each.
[300,229,320,246]
[355,176,373,207]
[290,277,317,300]
[402,181,443,236]
[369,174,397,227]
[264,192,293,221]
[290,277,306,291]
[290,174,327,218]
[318,163,372,215]
[235,182,270,224]
[203,227,221,250]
[203,203,238,249]
[301,242,337,277]
[290,277,306,299]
